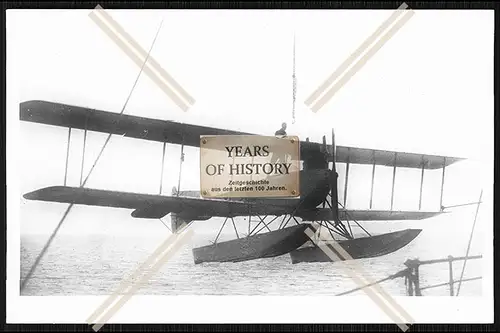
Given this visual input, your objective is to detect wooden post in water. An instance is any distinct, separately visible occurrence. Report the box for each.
[407,272,414,296]
[448,255,454,296]
[404,260,413,296]
[414,264,422,296]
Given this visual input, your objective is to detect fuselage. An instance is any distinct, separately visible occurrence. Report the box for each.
[242,169,330,208]
[175,142,333,223]
[171,146,334,231]
[178,168,331,220]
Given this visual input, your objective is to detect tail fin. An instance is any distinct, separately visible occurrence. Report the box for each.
[170,212,191,233]
[170,186,197,233]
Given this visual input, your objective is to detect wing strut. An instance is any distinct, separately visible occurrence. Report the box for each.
[79,116,88,186]
[159,142,167,194]
[418,155,425,210]
[177,142,185,197]
[343,147,350,207]
[63,127,72,186]
[390,152,398,211]
[439,157,446,210]
[369,150,376,209]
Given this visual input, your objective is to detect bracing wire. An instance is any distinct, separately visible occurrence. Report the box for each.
[159,218,172,233]
[20,19,165,292]
[81,19,164,188]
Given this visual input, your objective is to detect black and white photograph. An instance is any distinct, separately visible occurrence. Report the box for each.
[6,5,494,326]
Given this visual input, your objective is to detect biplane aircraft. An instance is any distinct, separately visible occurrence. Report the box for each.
[20,100,465,264]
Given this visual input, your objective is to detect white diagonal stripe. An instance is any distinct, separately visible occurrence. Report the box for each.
[91,229,193,331]
[89,5,195,111]
[304,225,413,332]
[305,2,413,112]
[310,9,414,112]
[87,223,192,331]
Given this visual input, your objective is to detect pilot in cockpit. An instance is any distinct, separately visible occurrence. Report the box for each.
[275,122,287,138]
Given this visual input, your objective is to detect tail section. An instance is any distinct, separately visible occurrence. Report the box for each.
[170,212,191,233]
[170,186,201,233]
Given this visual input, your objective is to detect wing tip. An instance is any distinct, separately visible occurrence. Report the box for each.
[20,99,52,110]
[23,189,46,200]
[23,186,70,200]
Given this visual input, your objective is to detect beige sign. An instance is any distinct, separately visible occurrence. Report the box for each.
[200,135,300,198]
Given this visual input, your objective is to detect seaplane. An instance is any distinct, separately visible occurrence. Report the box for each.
[19,100,465,264]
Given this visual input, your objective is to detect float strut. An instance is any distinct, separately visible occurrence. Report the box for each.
[257,216,272,232]
[278,214,289,229]
[281,215,294,229]
[252,216,278,236]
[214,217,228,244]
[231,218,239,239]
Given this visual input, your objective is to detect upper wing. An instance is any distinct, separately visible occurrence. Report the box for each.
[298,208,444,221]
[20,100,465,169]
[20,99,321,158]
[20,100,245,148]
[23,186,288,219]
[332,146,462,169]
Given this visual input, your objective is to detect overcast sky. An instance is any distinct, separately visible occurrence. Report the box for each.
[8,9,494,235]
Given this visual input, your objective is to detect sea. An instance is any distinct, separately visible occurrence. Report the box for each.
[20,212,486,297]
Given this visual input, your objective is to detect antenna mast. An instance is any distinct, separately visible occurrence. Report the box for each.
[291,32,297,124]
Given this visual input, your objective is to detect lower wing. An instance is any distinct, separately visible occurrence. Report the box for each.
[297,208,444,221]
[23,186,289,219]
